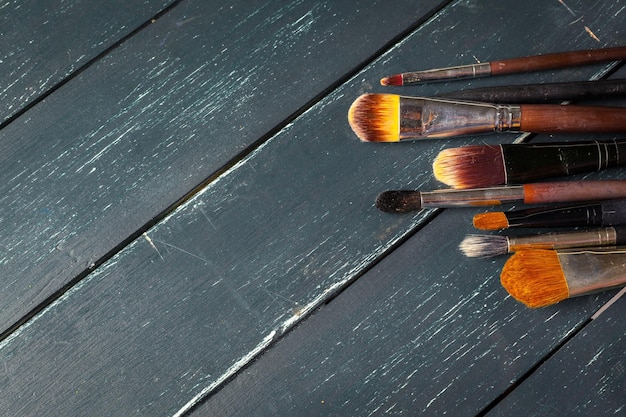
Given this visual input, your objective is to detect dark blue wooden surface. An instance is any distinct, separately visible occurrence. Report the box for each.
[0,0,624,416]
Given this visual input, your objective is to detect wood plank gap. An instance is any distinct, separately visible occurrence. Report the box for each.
[474,317,593,417]
[0,0,187,133]
[0,0,455,346]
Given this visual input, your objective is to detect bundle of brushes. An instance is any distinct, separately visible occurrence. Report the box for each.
[349,45,626,308]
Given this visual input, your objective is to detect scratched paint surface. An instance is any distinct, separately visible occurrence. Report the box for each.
[0,0,436,334]
[486,299,625,417]
[0,0,624,416]
[0,0,176,124]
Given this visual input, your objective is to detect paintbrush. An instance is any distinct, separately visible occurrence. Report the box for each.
[380,45,626,86]
[500,247,626,308]
[472,198,626,230]
[459,226,626,258]
[436,79,626,103]
[432,139,626,189]
[375,180,626,213]
[347,94,626,142]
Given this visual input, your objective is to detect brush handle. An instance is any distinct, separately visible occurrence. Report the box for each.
[437,79,626,103]
[523,180,626,204]
[519,105,626,133]
[490,46,626,75]
[502,139,626,183]
[508,226,626,251]
[502,199,626,228]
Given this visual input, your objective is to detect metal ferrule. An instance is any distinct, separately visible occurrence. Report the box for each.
[402,62,492,84]
[508,228,617,252]
[558,248,626,297]
[420,185,524,207]
[399,97,521,139]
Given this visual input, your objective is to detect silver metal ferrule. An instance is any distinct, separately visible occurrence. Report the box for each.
[508,228,617,252]
[399,97,521,139]
[402,62,492,84]
[420,185,525,208]
[558,247,626,297]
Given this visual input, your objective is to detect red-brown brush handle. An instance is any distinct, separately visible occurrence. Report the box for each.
[490,46,626,75]
[520,104,626,133]
[523,181,626,204]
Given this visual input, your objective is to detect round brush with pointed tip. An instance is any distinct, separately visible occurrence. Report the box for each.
[459,226,626,258]
[500,248,626,308]
[473,198,626,230]
[433,139,626,189]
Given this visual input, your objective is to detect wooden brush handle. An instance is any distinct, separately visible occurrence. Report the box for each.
[519,104,626,133]
[490,46,626,75]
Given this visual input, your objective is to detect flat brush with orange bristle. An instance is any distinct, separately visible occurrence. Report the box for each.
[379,45,626,86]
[459,226,626,258]
[348,94,626,142]
[473,198,626,230]
[500,247,626,308]
[433,139,626,189]
[376,180,626,213]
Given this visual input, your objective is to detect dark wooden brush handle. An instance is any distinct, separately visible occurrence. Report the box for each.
[519,104,626,133]
[490,46,626,75]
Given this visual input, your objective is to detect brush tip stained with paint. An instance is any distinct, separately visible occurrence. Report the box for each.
[348,93,400,142]
[375,190,422,213]
[380,74,404,86]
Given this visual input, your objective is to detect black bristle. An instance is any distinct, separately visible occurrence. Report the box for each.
[375,190,422,213]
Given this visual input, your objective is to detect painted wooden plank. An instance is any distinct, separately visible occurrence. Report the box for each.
[485,297,626,417]
[188,209,624,417]
[0,0,446,335]
[0,0,177,124]
[0,1,624,417]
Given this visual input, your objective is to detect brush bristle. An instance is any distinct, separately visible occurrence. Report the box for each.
[459,235,509,257]
[473,212,509,230]
[380,74,403,86]
[375,190,422,213]
[500,249,569,308]
[348,94,400,142]
[433,145,505,189]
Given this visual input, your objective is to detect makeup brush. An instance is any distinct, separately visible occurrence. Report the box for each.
[472,198,626,230]
[375,180,626,213]
[436,79,626,103]
[432,139,626,189]
[380,45,626,86]
[459,226,626,258]
[500,247,626,308]
[347,94,626,142]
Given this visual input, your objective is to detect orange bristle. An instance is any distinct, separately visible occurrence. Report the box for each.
[347,94,400,142]
[473,212,509,230]
[500,249,569,308]
[380,74,403,86]
[432,145,506,189]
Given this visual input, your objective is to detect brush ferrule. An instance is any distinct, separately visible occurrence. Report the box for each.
[401,62,492,84]
[420,185,524,207]
[558,248,626,297]
[398,97,521,139]
[508,228,617,251]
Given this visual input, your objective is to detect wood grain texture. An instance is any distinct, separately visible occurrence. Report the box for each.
[0,0,176,124]
[0,0,624,416]
[486,298,625,417]
[188,208,620,417]
[0,0,445,335]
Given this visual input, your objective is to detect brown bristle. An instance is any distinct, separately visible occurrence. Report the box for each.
[433,145,506,189]
[375,190,422,213]
[500,249,569,308]
[347,94,400,142]
[473,212,509,230]
[380,74,403,86]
